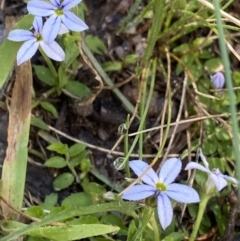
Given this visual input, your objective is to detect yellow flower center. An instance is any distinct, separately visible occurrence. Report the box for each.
[55,9,64,16]
[34,32,43,42]
[155,182,167,192]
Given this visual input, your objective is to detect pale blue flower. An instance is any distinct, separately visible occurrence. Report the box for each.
[211,72,225,89]
[8,17,65,65]
[185,150,238,192]
[122,158,200,230]
[27,0,88,44]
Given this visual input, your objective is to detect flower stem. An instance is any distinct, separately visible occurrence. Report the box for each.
[150,210,160,241]
[189,194,211,241]
[39,47,58,80]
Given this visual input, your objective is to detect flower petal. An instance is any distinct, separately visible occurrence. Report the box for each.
[166,183,200,203]
[42,15,61,44]
[50,0,60,7]
[185,162,211,174]
[61,11,88,32]
[209,173,227,191]
[159,158,181,184]
[199,149,209,169]
[8,30,34,42]
[121,184,155,201]
[33,16,43,33]
[40,41,65,61]
[17,39,39,65]
[157,194,173,230]
[27,0,55,16]
[128,160,158,186]
[220,174,239,184]
[58,23,69,34]
[62,0,82,10]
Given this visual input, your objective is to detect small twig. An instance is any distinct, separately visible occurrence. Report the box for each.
[103,74,135,90]
[197,0,240,27]
[47,125,175,158]
[129,111,240,137]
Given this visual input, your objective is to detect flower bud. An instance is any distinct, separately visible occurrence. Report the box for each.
[211,72,225,89]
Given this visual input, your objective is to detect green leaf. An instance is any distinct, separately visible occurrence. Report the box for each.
[57,65,71,94]
[44,156,67,168]
[188,63,203,81]
[63,80,91,98]
[31,116,49,131]
[123,54,138,65]
[70,150,88,167]
[215,127,230,141]
[80,158,92,176]
[25,237,48,241]
[25,206,45,219]
[28,224,119,241]
[195,169,208,187]
[1,221,26,233]
[193,37,213,49]
[102,214,127,235]
[85,35,108,55]
[53,173,74,190]
[83,182,106,196]
[126,221,137,241]
[209,202,226,236]
[63,35,80,69]
[202,139,217,155]
[172,43,190,52]
[68,143,86,157]
[102,61,122,72]
[67,215,99,225]
[176,54,195,75]
[208,157,226,173]
[162,232,186,241]
[187,204,198,218]
[233,71,240,85]
[218,143,235,160]
[199,49,215,59]
[62,192,93,208]
[0,15,34,89]
[40,101,58,118]
[1,202,138,241]
[47,142,68,155]
[41,193,58,209]
[204,58,223,73]
[32,65,55,86]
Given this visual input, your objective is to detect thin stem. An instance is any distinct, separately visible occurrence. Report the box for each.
[130,208,154,241]
[138,67,149,160]
[41,87,56,98]
[189,194,210,241]
[65,153,79,183]
[124,115,130,178]
[150,210,160,241]
[119,59,156,169]
[212,0,240,200]
[140,0,165,67]
[39,47,58,80]
[120,0,142,32]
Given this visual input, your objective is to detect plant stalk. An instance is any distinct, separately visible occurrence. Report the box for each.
[189,194,210,241]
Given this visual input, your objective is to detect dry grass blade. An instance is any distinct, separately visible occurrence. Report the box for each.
[1,16,32,220]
